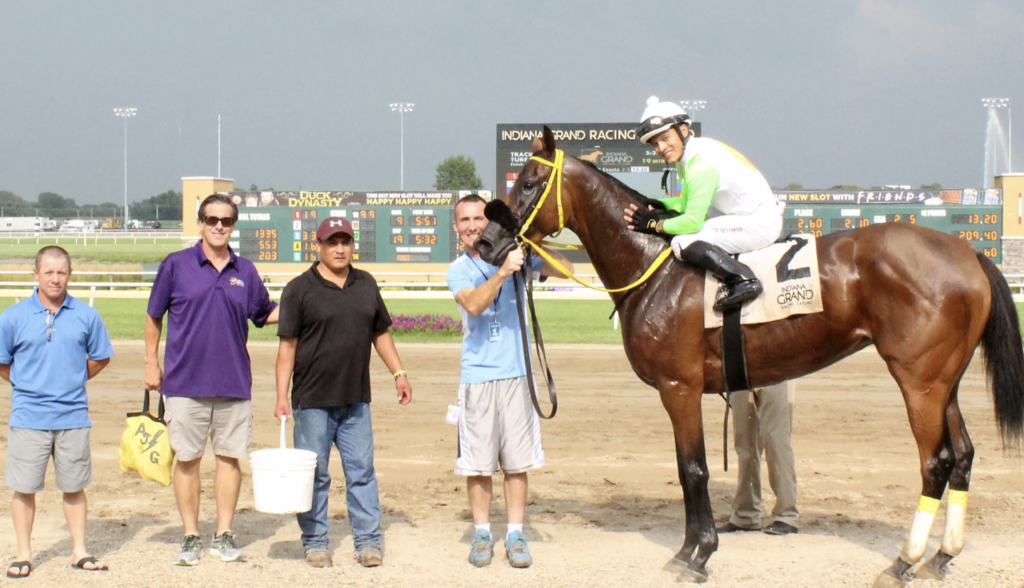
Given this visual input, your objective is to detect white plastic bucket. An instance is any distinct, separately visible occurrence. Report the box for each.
[250,417,318,514]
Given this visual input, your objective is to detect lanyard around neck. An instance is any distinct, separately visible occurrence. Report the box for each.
[467,255,504,313]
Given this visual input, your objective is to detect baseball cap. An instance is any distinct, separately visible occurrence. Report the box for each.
[316,217,354,241]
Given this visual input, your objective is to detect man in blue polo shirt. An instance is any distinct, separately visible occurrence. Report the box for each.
[145,193,279,566]
[0,246,114,578]
[445,194,572,569]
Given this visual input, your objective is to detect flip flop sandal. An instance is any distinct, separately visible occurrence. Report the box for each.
[71,557,109,572]
[6,561,31,579]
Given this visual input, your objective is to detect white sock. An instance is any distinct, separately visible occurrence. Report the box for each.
[507,523,523,539]
[475,523,491,534]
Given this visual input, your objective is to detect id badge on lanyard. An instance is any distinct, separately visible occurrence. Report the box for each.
[488,321,501,342]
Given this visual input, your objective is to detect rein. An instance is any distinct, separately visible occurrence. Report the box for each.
[513,261,557,419]
[521,150,673,294]
[509,149,673,420]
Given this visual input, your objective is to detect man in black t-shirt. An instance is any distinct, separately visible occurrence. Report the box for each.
[275,217,413,569]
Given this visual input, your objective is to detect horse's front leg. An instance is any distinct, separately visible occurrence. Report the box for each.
[662,438,701,572]
[659,381,717,583]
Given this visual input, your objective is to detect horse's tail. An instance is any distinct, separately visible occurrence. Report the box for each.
[977,251,1024,451]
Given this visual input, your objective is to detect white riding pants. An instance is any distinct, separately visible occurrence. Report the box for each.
[670,212,783,257]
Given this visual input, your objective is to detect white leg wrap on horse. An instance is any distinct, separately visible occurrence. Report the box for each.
[901,495,940,563]
[940,490,968,556]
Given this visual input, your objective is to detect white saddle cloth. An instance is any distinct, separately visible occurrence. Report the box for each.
[703,235,824,328]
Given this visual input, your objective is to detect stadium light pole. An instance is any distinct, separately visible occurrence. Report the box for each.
[679,100,707,125]
[982,98,1011,178]
[389,103,414,190]
[113,107,137,231]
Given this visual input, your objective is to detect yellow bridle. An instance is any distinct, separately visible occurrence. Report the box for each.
[516,149,673,294]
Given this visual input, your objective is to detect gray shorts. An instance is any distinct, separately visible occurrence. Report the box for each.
[164,397,252,461]
[5,427,92,494]
[455,377,545,476]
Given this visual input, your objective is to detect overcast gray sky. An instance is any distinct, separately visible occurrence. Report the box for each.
[1,0,1021,205]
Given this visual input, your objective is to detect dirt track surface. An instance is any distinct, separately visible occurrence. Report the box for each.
[1,342,1022,587]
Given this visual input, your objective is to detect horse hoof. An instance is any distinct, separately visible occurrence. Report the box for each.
[916,551,952,581]
[662,555,690,573]
[677,566,709,584]
[914,565,944,581]
[871,570,906,588]
[915,559,947,581]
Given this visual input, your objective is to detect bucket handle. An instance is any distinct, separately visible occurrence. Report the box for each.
[279,415,287,449]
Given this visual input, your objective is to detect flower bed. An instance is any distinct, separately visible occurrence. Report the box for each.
[389,314,463,334]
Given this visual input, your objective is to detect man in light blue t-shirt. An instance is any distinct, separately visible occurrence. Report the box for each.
[0,246,114,578]
[445,194,572,570]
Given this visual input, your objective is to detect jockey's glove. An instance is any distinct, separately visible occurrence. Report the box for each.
[629,206,664,234]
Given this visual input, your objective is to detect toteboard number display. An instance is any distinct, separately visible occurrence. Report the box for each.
[783,205,1001,263]
[230,206,462,263]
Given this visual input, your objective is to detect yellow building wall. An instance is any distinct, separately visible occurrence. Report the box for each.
[181,177,235,238]
[997,174,1024,237]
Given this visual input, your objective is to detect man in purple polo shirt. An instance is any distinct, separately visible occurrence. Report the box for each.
[144,193,279,566]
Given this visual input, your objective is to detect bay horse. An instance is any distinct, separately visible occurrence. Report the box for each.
[477,127,1024,586]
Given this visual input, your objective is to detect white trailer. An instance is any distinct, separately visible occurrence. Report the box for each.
[0,217,51,231]
[59,219,98,232]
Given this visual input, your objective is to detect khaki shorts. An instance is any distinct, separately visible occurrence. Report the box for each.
[455,377,545,476]
[164,397,252,461]
[5,427,92,494]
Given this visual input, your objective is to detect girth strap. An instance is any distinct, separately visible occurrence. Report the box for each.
[721,306,751,393]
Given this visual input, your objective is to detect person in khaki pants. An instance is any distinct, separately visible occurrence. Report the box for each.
[717,381,799,535]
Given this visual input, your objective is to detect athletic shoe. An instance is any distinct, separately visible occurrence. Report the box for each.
[174,534,205,566]
[209,530,246,562]
[504,531,532,568]
[468,530,494,567]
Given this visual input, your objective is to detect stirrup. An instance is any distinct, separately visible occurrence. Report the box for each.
[713,279,763,311]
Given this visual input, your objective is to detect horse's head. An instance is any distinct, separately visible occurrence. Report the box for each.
[474,199,521,266]
[476,126,570,265]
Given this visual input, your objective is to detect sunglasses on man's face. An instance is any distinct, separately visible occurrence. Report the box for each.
[202,216,237,228]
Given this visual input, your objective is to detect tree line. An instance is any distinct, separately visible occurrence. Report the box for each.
[0,189,182,221]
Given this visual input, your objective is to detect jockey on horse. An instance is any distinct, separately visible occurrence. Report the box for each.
[624,96,785,311]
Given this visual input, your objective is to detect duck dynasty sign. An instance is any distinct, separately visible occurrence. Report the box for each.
[495,122,701,195]
[225,190,490,208]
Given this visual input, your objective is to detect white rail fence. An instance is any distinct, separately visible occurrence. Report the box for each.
[0,231,184,244]
[0,270,611,303]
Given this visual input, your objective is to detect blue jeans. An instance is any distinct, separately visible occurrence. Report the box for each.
[293,403,382,553]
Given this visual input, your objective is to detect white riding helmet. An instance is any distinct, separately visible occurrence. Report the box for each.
[637,96,691,143]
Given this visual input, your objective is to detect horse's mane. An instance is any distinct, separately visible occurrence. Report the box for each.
[577,160,672,245]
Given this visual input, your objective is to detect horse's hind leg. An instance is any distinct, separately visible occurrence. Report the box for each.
[917,390,975,581]
[873,370,959,588]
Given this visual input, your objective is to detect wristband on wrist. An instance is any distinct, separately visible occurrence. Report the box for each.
[393,370,408,380]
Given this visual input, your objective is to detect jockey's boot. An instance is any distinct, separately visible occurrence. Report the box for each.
[679,241,763,311]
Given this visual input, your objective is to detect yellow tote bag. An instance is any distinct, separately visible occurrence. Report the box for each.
[119,390,174,486]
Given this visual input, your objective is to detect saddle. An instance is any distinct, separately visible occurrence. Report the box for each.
[700,235,824,392]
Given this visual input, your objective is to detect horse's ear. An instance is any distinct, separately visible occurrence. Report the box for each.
[531,137,544,154]
[542,125,556,154]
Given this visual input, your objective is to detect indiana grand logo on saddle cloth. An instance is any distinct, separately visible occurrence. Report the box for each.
[703,235,823,328]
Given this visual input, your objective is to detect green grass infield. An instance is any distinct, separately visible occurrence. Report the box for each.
[0,236,181,264]
[0,297,624,345]
[3,296,1023,345]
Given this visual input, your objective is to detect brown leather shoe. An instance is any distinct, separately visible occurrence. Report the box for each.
[356,547,383,567]
[305,550,332,568]
[763,521,799,536]
[716,521,759,533]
